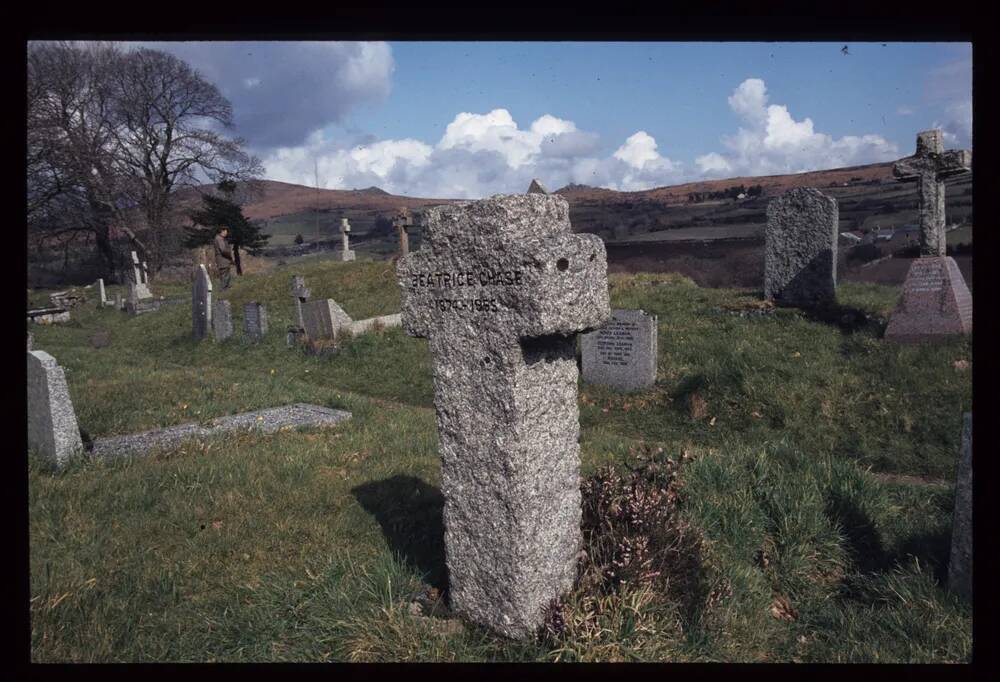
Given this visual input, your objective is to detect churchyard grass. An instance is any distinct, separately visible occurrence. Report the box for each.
[28,262,971,662]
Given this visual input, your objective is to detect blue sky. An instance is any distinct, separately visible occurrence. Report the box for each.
[136,41,972,198]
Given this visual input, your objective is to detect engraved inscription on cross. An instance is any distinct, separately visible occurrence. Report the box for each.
[893,129,972,257]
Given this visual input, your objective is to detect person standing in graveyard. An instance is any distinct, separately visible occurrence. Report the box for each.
[214,227,234,290]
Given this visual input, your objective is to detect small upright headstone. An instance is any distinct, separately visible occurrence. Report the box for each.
[131,251,153,299]
[527,178,549,195]
[301,299,352,340]
[27,350,84,469]
[393,208,413,257]
[212,300,233,341]
[114,293,123,311]
[243,301,269,342]
[581,309,657,392]
[885,130,972,343]
[192,264,213,340]
[339,218,356,262]
[97,279,107,307]
[398,193,610,639]
[948,412,973,600]
[764,187,838,306]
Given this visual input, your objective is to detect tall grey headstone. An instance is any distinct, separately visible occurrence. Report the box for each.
[131,251,152,299]
[948,412,972,600]
[243,301,269,341]
[192,265,213,340]
[301,299,352,340]
[212,299,233,341]
[27,350,84,469]
[397,193,610,639]
[885,130,972,343]
[764,187,838,306]
[339,218,356,262]
[581,308,657,392]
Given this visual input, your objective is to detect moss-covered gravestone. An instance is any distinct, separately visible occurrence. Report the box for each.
[397,193,610,639]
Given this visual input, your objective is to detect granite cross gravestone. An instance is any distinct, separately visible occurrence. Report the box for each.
[393,207,413,257]
[192,264,213,340]
[397,193,611,639]
[213,299,233,341]
[339,218,356,262]
[527,178,549,194]
[27,350,84,469]
[764,187,838,306]
[301,298,352,340]
[948,412,972,600]
[130,251,153,299]
[581,308,657,392]
[243,301,269,342]
[884,130,972,343]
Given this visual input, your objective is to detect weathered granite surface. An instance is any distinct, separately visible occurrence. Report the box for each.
[27,350,83,468]
[90,403,352,461]
[581,308,657,392]
[301,299,352,340]
[213,299,234,341]
[884,257,972,343]
[397,192,610,639]
[948,412,972,600]
[764,187,838,306]
[192,265,212,340]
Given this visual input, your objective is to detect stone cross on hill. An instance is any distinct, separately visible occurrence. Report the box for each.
[393,208,413,256]
[397,193,610,639]
[893,129,971,257]
[339,218,356,261]
[885,129,973,343]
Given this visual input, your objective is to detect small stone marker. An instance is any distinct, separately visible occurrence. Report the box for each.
[397,193,610,639]
[393,207,413,256]
[339,218,356,262]
[347,313,402,336]
[581,308,657,392]
[243,301,269,341]
[131,251,153,299]
[213,300,233,341]
[885,130,972,343]
[948,412,972,600]
[192,264,213,340]
[114,293,123,310]
[301,298,353,340]
[527,178,549,194]
[27,350,84,468]
[97,278,107,307]
[764,187,838,306]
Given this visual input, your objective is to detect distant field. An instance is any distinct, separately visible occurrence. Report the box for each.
[612,224,763,243]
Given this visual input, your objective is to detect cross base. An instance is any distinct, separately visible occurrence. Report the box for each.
[884,256,971,343]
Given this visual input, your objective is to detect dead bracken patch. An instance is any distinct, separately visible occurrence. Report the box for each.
[689,394,709,420]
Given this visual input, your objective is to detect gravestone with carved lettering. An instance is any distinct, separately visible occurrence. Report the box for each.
[764,187,838,306]
[339,218,356,262]
[885,130,972,343]
[581,309,657,392]
[213,300,233,341]
[948,412,972,600]
[243,301,269,342]
[397,193,610,639]
[192,265,213,340]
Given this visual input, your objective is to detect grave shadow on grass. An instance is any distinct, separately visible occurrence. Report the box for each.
[824,490,952,600]
[351,475,448,592]
[795,301,886,337]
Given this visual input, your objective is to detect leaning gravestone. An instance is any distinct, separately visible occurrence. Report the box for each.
[213,300,233,341]
[243,301,269,342]
[27,350,84,469]
[397,193,610,639]
[764,187,838,306]
[948,412,972,600]
[581,308,657,392]
[301,298,352,341]
[192,265,213,340]
[884,130,972,343]
[130,251,153,299]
